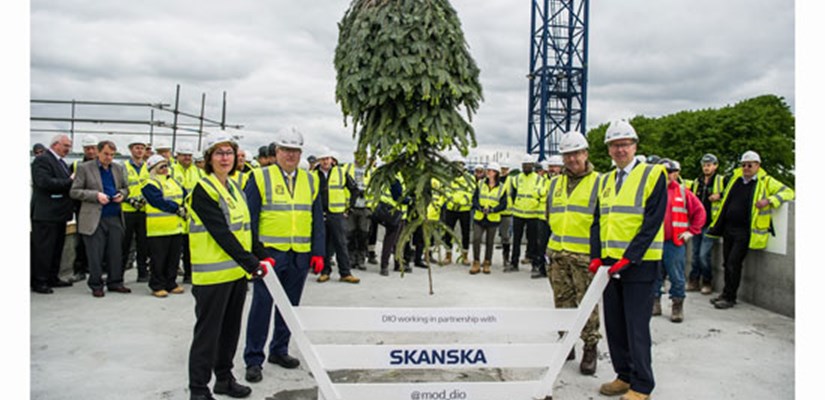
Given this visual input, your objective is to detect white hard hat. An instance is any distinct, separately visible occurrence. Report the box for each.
[203,135,236,155]
[546,155,564,167]
[559,131,589,154]
[274,126,304,150]
[521,153,536,164]
[604,119,639,144]
[127,139,146,148]
[146,154,168,171]
[176,143,194,155]
[154,141,172,151]
[740,150,761,163]
[81,135,99,147]
[194,154,204,162]
[486,162,501,173]
[539,161,550,170]
[474,164,485,171]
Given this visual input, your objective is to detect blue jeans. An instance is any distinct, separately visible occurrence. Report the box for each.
[688,227,716,283]
[654,241,686,299]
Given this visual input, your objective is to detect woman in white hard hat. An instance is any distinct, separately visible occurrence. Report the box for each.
[470,162,508,274]
[186,136,270,400]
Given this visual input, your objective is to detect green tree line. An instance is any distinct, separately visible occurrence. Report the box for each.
[586,94,795,187]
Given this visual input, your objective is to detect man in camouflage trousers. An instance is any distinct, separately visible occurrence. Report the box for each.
[546,131,601,375]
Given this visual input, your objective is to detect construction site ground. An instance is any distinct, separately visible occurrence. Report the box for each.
[29,243,795,400]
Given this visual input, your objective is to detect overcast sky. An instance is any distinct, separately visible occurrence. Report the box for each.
[28,0,794,163]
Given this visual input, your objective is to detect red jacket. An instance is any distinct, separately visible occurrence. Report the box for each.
[664,180,706,245]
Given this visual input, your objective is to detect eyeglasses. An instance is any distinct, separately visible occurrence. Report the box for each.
[157,165,168,169]
[608,141,635,150]
[741,162,758,168]
[214,150,235,158]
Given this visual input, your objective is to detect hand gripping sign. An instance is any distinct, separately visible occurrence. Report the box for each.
[262,266,610,400]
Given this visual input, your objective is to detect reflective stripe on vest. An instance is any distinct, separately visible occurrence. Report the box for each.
[598,163,666,261]
[123,160,148,212]
[145,176,185,237]
[474,182,505,223]
[547,171,599,254]
[512,173,543,218]
[188,174,252,285]
[325,166,348,213]
[257,166,316,252]
[670,183,689,246]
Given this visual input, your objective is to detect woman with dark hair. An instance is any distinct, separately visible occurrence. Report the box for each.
[186,136,271,400]
[470,163,507,274]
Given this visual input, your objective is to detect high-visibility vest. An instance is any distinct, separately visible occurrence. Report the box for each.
[670,182,690,246]
[187,174,252,285]
[500,175,513,217]
[474,182,506,223]
[172,163,204,192]
[316,166,348,213]
[427,179,443,221]
[539,174,552,221]
[709,167,794,250]
[512,172,544,219]
[691,174,725,223]
[144,176,185,237]
[254,165,318,253]
[379,175,407,219]
[547,171,600,254]
[445,175,475,212]
[229,169,250,191]
[598,163,667,261]
[123,160,149,213]
[364,166,377,210]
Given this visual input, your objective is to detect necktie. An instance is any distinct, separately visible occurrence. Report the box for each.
[286,174,294,197]
[60,159,70,175]
[616,170,626,192]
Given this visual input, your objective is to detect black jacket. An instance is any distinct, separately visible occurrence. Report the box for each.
[30,151,74,222]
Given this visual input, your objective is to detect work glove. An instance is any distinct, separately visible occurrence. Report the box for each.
[588,258,602,274]
[608,258,631,275]
[128,197,141,208]
[251,258,275,280]
[310,256,324,275]
[175,206,188,219]
[677,232,694,242]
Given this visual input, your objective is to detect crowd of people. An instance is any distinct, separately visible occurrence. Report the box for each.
[30,119,794,400]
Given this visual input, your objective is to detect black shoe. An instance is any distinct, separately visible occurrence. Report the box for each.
[714,299,736,309]
[32,285,53,294]
[354,264,367,271]
[531,270,547,279]
[380,268,389,276]
[268,353,300,369]
[367,255,378,265]
[50,279,73,288]
[503,266,519,273]
[245,365,262,383]
[183,276,192,284]
[213,379,251,398]
[414,261,428,269]
[710,295,725,305]
[402,265,412,273]
[190,393,217,400]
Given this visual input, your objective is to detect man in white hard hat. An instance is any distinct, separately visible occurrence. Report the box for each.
[473,164,485,183]
[686,153,726,295]
[121,139,151,283]
[546,154,564,176]
[589,120,668,400]
[154,141,173,163]
[707,150,794,310]
[242,127,327,382]
[545,131,602,375]
[506,153,545,273]
[72,135,99,173]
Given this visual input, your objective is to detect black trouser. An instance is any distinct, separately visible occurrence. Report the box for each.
[721,229,751,302]
[121,211,149,278]
[182,234,192,280]
[147,234,183,292]
[347,207,371,267]
[368,218,379,255]
[380,221,404,270]
[443,210,471,251]
[510,217,540,266]
[538,221,551,270]
[73,227,88,276]
[189,279,247,396]
[603,263,656,395]
[31,220,67,288]
[83,216,125,290]
[413,225,435,264]
[322,213,352,277]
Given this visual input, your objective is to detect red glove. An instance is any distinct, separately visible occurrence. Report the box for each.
[310,256,324,275]
[588,258,602,274]
[608,258,631,275]
[252,258,274,279]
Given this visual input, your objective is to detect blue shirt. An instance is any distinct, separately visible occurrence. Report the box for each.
[98,161,121,218]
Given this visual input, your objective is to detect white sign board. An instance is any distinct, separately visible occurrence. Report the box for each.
[764,201,791,255]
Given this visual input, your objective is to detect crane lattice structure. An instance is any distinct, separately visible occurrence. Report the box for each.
[527,0,589,161]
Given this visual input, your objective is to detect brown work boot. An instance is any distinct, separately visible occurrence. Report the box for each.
[339,275,360,284]
[470,261,481,275]
[686,278,700,292]
[671,297,684,323]
[599,378,631,396]
[460,250,471,266]
[482,260,491,274]
[701,280,713,295]
[652,297,662,316]
[580,344,597,375]
[316,274,330,283]
[619,389,650,400]
[440,251,452,266]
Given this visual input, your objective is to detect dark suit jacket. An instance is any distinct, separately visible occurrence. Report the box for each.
[30,151,74,222]
[70,160,129,236]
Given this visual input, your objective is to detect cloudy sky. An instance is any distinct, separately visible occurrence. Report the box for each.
[27,0,793,163]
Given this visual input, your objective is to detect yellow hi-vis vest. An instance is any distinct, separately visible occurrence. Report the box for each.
[379,175,408,219]
[229,169,249,191]
[539,174,552,221]
[172,163,204,192]
[709,167,794,250]
[145,176,185,237]
[445,175,475,212]
[427,179,443,221]
[187,174,252,285]
[500,175,514,216]
[474,182,506,223]
[123,160,149,213]
[691,174,726,223]
[598,163,667,261]
[255,165,318,253]
[512,172,544,219]
[316,166,348,213]
[547,171,599,254]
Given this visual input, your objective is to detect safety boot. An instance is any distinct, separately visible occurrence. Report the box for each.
[599,379,631,396]
[652,297,662,316]
[440,251,452,266]
[367,251,378,265]
[686,278,700,292]
[619,389,650,400]
[460,250,471,266]
[701,279,713,295]
[580,343,597,375]
[470,261,481,275]
[671,297,684,323]
[482,260,491,274]
[531,264,547,279]
[502,244,510,267]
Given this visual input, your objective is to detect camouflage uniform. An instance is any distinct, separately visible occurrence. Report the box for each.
[548,249,601,347]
